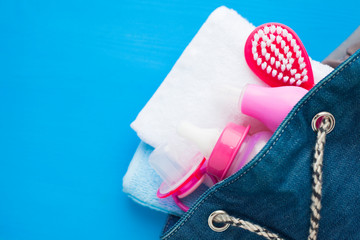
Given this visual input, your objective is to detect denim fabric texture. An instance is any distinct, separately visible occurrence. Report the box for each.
[160,50,360,240]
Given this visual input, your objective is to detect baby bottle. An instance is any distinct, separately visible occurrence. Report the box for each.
[177,121,273,182]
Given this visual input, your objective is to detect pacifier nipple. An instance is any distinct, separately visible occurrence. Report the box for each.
[149,142,206,199]
[149,145,188,187]
[177,121,221,159]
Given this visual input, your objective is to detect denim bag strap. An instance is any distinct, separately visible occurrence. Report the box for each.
[161,50,360,240]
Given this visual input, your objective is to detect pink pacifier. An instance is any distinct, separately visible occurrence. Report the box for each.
[240,84,308,132]
[178,122,273,182]
[149,144,215,211]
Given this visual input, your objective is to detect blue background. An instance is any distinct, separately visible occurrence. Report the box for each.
[0,1,359,239]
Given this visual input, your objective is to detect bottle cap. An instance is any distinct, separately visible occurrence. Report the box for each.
[207,122,250,181]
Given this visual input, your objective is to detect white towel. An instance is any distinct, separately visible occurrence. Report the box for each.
[130,6,332,148]
[123,6,333,216]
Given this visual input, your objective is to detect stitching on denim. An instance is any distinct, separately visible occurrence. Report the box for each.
[162,54,360,240]
[163,216,172,234]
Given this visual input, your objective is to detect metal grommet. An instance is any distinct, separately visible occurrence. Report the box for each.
[312,112,335,134]
[208,210,230,232]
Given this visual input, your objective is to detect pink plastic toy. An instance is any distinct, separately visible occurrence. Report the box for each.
[149,144,215,211]
[244,23,314,90]
[177,122,273,182]
[240,84,308,132]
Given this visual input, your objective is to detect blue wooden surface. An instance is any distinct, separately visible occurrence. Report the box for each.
[0,1,359,239]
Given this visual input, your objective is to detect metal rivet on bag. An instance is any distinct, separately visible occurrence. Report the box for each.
[208,210,230,232]
[312,112,335,134]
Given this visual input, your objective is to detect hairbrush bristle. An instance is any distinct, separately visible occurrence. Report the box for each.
[245,23,314,88]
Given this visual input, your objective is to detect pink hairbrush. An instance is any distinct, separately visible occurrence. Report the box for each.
[245,23,314,90]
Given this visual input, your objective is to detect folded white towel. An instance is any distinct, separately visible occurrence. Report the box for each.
[130,6,332,148]
[123,6,333,216]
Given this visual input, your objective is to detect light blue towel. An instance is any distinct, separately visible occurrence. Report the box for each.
[122,141,208,216]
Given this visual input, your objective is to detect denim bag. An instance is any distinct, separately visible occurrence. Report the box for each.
[160,50,360,240]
